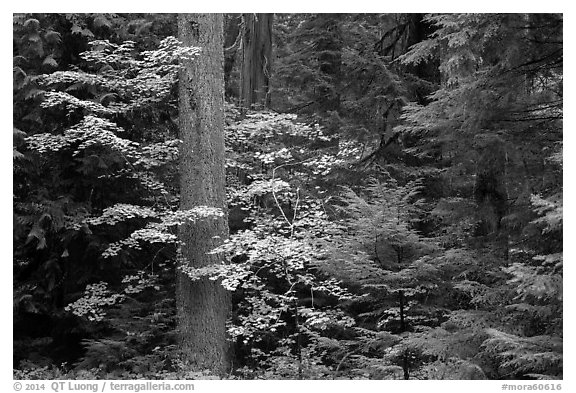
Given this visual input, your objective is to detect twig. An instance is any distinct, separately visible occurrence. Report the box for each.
[271,158,314,229]
[291,187,301,237]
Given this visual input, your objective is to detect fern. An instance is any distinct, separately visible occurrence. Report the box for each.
[481,328,562,378]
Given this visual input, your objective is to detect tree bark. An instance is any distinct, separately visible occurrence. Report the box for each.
[314,14,342,112]
[177,13,230,375]
[224,13,241,97]
[240,13,273,110]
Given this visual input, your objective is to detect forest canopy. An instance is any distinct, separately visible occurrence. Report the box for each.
[13,13,562,380]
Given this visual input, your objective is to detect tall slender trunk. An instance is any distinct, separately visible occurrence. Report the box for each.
[399,289,406,332]
[309,14,342,112]
[177,13,230,375]
[399,290,409,379]
[402,351,410,380]
[474,138,508,237]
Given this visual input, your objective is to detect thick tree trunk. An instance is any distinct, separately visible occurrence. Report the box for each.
[240,13,273,110]
[177,13,230,375]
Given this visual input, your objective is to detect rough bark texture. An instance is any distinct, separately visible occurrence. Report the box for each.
[240,13,273,110]
[224,13,241,97]
[177,13,230,375]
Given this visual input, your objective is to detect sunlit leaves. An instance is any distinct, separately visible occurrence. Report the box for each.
[65,282,124,321]
[101,207,225,258]
[122,271,160,294]
[41,91,117,115]
[26,115,138,157]
[37,37,199,118]
[86,203,157,226]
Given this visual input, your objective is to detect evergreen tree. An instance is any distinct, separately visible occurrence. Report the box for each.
[13,13,562,381]
[176,13,231,374]
[240,13,273,110]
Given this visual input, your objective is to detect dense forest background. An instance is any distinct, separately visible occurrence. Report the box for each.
[13,13,562,380]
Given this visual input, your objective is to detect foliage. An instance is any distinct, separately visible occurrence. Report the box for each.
[14,13,206,375]
[14,13,562,380]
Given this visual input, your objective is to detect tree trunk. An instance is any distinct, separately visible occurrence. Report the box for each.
[177,13,230,375]
[474,137,508,237]
[224,13,241,98]
[402,350,410,380]
[399,289,406,332]
[240,13,273,110]
[313,14,342,112]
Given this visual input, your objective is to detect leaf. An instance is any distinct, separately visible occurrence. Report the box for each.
[13,66,27,79]
[98,92,118,105]
[22,111,42,124]
[26,226,47,250]
[81,28,95,38]
[24,88,44,100]
[23,300,40,314]
[42,56,58,69]
[13,149,25,160]
[44,30,62,45]
[13,55,28,66]
[65,82,86,93]
[13,127,26,138]
[135,21,154,36]
[23,18,40,32]
[27,33,42,43]
[93,15,112,29]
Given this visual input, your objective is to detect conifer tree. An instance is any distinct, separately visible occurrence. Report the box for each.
[177,13,231,374]
[240,13,273,110]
